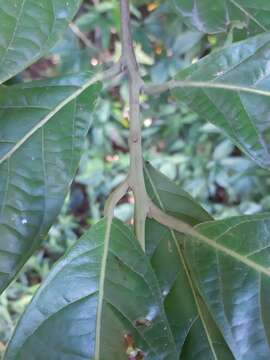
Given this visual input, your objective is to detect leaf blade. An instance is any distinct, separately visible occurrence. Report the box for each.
[144,162,234,359]
[0,73,101,294]
[173,0,270,35]
[173,33,270,169]
[4,218,178,360]
[0,0,82,83]
[186,214,270,358]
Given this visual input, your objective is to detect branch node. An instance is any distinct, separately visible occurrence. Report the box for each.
[132,134,139,143]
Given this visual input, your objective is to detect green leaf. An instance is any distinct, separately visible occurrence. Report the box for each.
[173,0,270,35]
[173,33,270,169]
[144,162,211,225]
[0,73,101,294]
[144,162,234,359]
[4,218,178,360]
[186,213,270,358]
[0,0,82,84]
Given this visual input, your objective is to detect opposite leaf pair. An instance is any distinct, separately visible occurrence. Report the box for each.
[5,164,270,359]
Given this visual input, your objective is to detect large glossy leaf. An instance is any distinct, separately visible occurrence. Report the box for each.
[0,0,82,84]
[0,73,101,294]
[173,0,270,35]
[144,162,234,359]
[173,33,270,169]
[5,218,179,360]
[186,213,270,359]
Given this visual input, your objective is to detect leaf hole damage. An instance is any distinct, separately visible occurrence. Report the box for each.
[124,333,144,360]
[134,318,152,327]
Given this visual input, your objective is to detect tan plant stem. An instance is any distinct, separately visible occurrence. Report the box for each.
[120,0,149,250]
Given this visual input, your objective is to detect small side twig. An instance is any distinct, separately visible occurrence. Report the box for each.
[69,22,97,50]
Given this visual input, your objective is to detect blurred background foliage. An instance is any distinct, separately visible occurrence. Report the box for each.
[1,0,270,355]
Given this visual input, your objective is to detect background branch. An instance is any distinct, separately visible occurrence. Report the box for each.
[69,22,97,50]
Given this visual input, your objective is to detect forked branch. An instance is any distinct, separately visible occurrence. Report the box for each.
[113,0,265,263]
